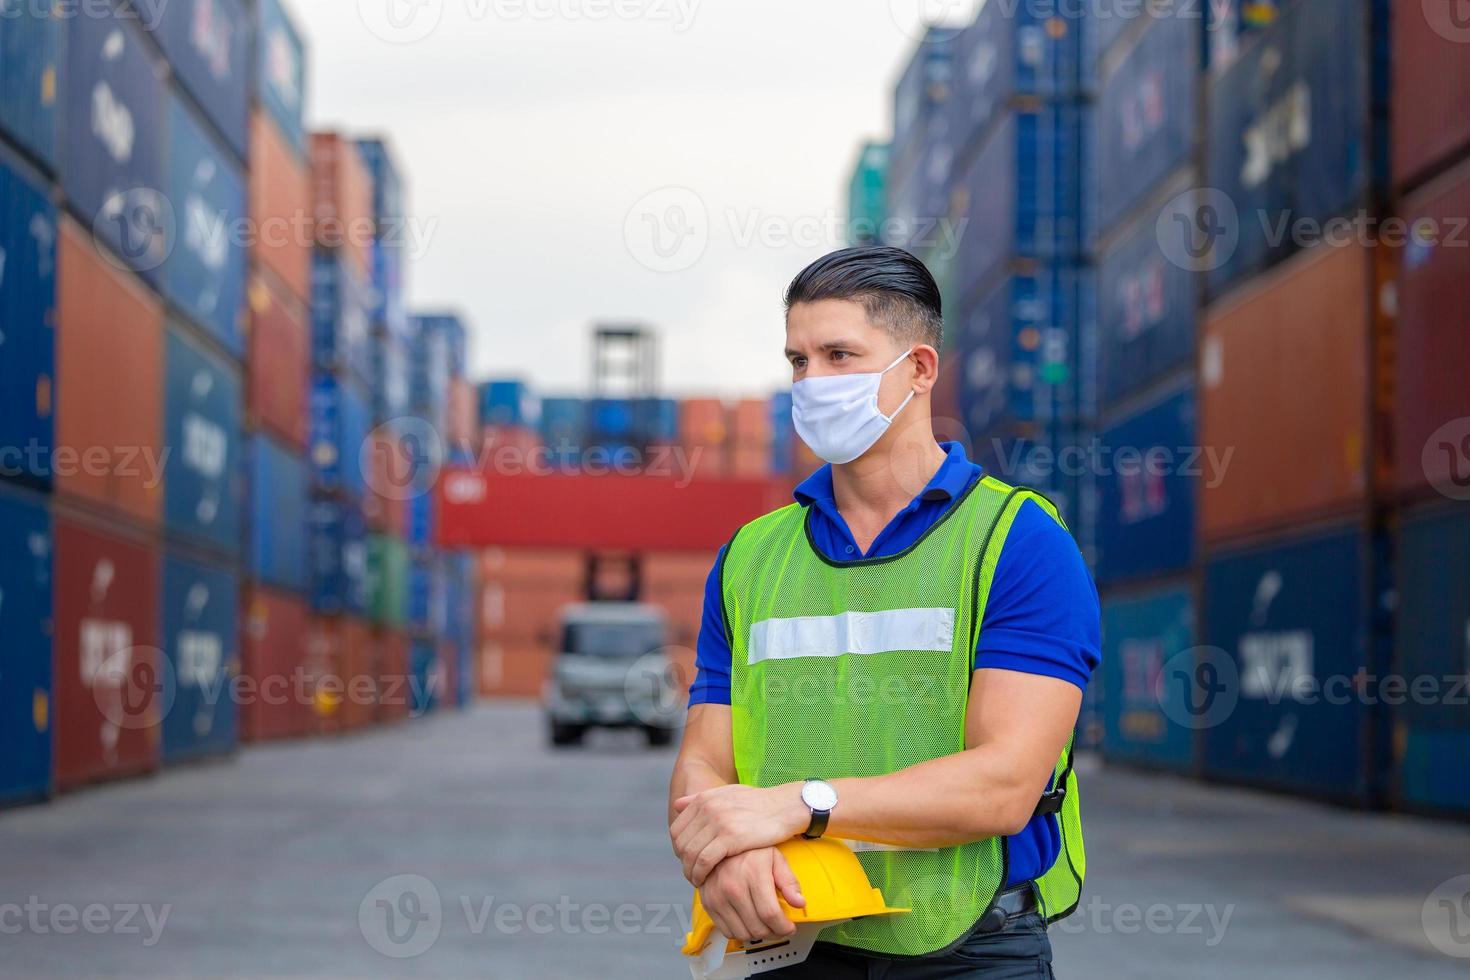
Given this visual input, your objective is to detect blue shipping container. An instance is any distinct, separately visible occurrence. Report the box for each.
[973,424,1094,543]
[589,399,634,439]
[309,372,372,499]
[147,0,250,159]
[254,0,307,158]
[409,638,443,716]
[0,159,56,490]
[1202,527,1369,800]
[1095,202,1197,408]
[0,2,61,169]
[481,380,531,429]
[1095,384,1197,585]
[1101,583,1197,770]
[770,393,794,475]
[408,554,446,635]
[246,433,308,592]
[892,28,955,174]
[406,488,434,551]
[63,14,167,278]
[164,325,243,554]
[160,552,239,763]
[539,397,585,457]
[454,637,474,709]
[163,94,247,357]
[0,488,52,804]
[636,398,679,444]
[949,0,1083,152]
[309,499,368,616]
[1091,10,1200,237]
[355,139,407,337]
[955,105,1085,293]
[409,314,458,417]
[371,332,409,424]
[1395,504,1470,813]
[958,265,1088,439]
[1204,0,1376,297]
[311,250,372,385]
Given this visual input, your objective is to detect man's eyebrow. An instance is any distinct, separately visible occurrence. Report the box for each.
[785,339,863,359]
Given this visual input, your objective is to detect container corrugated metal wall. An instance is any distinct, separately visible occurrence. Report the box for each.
[1202,526,1370,802]
[0,3,61,170]
[160,551,239,763]
[1199,240,1370,543]
[246,273,308,449]
[247,433,308,592]
[311,249,372,385]
[164,324,243,554]
[0,158,57,490]
[147,0,250,161]
[56,219,166,526]
[249,110,311,300]
[370,331,410,424]
[1100,582,1196,770]
[308,498,368,616]
[367,533,409,627]
[254,0,307,159]
[1391,0,1470,191]
[1394,503,1470,815]
[1090,9,1200,237]
[0,487,53,804]
[949,0,1082,149]
[1095,191,1197,408]
[62,13,167,279]
[308,372,371,499]
[1393,156,1470,501]
[480,381,531,429]
[1096,383,1197,585]
[1203,0,1376,297]
[355,138,407,338]
[240,586,311,741]
[53,518,161,790]
[162,94,248,357]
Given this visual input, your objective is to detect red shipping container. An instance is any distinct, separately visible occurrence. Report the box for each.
[240,586,312,742]
[478,639,554,700]
[680,399,729,447]
[684,444,729,481]
[250,111,312,301]
[1200,241,1371,542]
[731,399,772,443]
[246,273,309,449]
[310,132,372,278]
[53,517,161,790]
[377,630,410,722]
[1395,157,1470,500]
[1392,0,1470,190]
[56,219,165,527]
[304,617,376,734]
[362,429,403,535]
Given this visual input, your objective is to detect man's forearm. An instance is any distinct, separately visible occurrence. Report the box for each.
[669,757,730,826]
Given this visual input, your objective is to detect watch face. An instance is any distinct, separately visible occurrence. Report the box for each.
[803,780,838,812]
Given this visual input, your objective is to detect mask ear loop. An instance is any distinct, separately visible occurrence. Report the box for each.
[877,348,919,422]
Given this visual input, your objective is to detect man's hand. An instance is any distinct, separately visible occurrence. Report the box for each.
[698,847,807,944]
[671,783,809,886]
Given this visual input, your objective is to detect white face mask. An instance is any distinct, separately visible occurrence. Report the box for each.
[791,348,917,465]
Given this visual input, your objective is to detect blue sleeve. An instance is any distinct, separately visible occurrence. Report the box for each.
[975,499,1101,690]
[687,545,733,707]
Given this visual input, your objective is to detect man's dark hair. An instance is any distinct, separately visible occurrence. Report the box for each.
[783,246,945,351]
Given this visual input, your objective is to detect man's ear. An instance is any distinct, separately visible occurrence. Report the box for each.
[911,345,942,394]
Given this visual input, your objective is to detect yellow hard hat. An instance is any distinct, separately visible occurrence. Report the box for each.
[681,837,907,966]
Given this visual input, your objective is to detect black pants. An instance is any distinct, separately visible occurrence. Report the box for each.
[765,913,1055,979]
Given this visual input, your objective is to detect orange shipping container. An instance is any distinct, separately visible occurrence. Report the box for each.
[732,399,772,443]
[246,272,309,449]
[448,378,478,449]
[680,399,729,447]
[479,639,554,700]
[478,547,585,587]
[377,630,411,723]
[305,617,376,734]
[731,443,772,480]
[479,580,580,640]
[250,111,312,301]
[643,551,717,592]
[310,132,373,278]
[240,586,313,742]
[56,220,165,527]
[1199,240,1370,543]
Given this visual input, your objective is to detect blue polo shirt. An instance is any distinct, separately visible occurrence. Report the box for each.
[689,442,1101,889]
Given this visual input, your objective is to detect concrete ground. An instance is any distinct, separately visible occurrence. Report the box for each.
[3,702,1469,978]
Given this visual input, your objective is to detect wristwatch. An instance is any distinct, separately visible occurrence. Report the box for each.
[800,779,838,839]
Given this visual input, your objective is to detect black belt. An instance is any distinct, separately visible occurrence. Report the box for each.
[973,882,1040,935]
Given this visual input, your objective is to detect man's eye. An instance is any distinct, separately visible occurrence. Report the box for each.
[831,351,850,361]
[791,357,807,369]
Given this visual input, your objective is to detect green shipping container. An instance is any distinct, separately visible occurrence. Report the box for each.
[847,142,890,246]
[367,535,410,627]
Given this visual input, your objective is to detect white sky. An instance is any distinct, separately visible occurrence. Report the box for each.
[289,0,981,398]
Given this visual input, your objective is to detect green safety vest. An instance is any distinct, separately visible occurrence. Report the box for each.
[721,475,1086,958]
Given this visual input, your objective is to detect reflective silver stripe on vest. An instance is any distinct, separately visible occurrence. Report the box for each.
[747,607,957,665]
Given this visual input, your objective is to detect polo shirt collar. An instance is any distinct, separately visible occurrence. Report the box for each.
[793,441,976,508]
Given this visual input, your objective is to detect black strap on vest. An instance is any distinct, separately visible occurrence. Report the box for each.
[1032,747,1075,818]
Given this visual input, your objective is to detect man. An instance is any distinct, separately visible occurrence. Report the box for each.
[668,246,1100,977]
